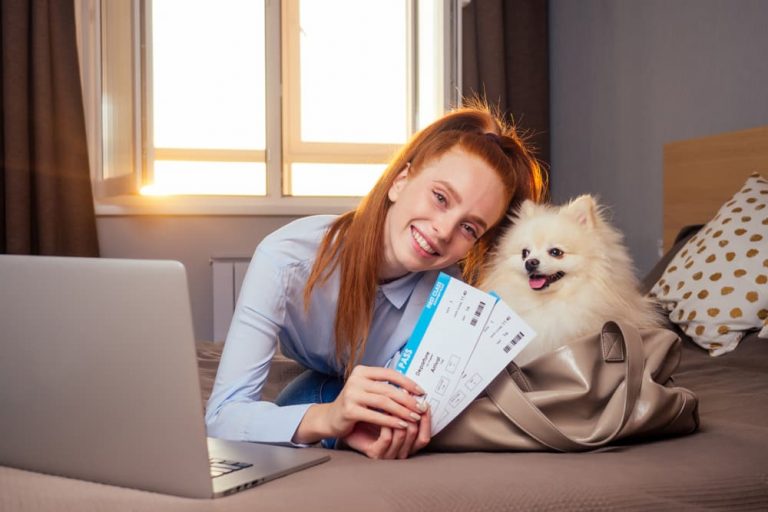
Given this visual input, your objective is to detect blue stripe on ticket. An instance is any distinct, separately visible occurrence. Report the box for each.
[395,272,452,375]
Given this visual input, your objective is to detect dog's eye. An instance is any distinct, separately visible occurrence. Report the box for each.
[549,248,564,258]
[521,249,530,259]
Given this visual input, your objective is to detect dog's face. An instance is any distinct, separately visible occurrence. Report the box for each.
[495,196,603,294]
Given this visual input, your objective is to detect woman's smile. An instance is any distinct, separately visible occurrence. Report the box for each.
[410,226,439,256]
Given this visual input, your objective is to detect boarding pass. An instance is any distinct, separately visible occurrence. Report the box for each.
[395,272,537,435]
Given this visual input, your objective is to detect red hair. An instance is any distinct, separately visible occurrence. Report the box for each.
[305,101,546,376]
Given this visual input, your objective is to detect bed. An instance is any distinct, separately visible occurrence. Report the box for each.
[1,127,767,511]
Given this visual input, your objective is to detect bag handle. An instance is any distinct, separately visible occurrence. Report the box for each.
[485,321,645,451]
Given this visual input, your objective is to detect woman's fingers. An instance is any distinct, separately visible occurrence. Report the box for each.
[351,365,426,412]
[354,386,424,424]
[397,420,420,459]
[368,426,393,459]
[374,406,427,460]
[349,365,425,398]
[384,426,407,460]
[365,380,427,413]
[341,407,432,460]
[335,386,415,427]
[349,403,416,431]
[410,404,432,455]
[367,424,408,460]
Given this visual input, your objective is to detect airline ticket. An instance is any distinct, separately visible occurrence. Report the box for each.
[395,272,536,434]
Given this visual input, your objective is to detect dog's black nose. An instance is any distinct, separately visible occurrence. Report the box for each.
[525,259,539,272]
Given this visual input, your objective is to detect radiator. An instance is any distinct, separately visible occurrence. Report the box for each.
[210,256,251,342]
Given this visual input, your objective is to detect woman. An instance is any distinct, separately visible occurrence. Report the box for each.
[205,102,545,459]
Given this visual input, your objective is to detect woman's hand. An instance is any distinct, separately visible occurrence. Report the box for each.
[292,365,427,445]
[341,403,432,459]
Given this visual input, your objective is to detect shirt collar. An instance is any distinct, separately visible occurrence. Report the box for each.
[378,271,423,309]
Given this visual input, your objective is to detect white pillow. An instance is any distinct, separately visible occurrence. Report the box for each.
[650,173,768,355]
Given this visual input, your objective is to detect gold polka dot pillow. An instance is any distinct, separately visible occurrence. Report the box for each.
[650,173,768,355]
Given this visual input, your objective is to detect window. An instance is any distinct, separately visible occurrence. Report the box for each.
[75,0,460,215]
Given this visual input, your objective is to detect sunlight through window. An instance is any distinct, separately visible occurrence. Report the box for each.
[298,1,408,144]
[290,163,386,196]
[152,0,265,150]
[142,161,266,196]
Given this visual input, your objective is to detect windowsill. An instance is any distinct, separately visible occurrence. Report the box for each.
[94,195,362,216]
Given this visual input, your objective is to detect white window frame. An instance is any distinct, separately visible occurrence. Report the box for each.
[75,0,461,216]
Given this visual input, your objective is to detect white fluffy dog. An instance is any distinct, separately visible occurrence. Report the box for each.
[481,195,662,366]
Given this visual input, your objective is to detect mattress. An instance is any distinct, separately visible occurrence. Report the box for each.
[1,328,766,511]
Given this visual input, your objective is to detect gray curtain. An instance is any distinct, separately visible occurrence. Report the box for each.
[1,0,99,256]
[463,0,550,173]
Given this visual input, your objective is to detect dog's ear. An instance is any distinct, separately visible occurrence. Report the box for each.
[512,199,537,221]
[564,195,597,228]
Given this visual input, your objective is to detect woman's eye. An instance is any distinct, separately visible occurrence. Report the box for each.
[522,249,530,259]
[549,248,564,257]
[462,224,478,239]
[433,191,447,204]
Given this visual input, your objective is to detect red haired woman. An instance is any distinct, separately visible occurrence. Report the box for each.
[206,102,545,459]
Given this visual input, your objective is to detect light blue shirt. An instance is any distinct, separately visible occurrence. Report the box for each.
[205,215,458,445]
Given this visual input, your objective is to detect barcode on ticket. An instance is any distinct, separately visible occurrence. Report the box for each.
[502,331,525,353]
[470,301,486,327]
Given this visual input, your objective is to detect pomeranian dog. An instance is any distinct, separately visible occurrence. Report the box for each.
[480,195,662,366]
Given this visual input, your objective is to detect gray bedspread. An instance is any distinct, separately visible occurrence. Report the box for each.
[1,331,766,511]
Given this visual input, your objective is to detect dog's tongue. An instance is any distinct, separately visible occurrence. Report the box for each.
[529,276,548,290]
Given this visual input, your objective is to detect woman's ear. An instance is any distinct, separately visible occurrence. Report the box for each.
[388,163,411,202]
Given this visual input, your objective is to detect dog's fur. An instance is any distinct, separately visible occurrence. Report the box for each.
[480,195,662,366]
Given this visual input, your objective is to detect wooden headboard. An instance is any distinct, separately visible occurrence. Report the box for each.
[663,125,768,250]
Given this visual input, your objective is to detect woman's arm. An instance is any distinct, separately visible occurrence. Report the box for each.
[205,247,311,445]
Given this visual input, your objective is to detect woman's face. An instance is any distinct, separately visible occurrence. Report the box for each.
[380,146,508,281]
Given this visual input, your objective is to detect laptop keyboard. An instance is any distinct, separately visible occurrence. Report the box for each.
[209,457,253,478]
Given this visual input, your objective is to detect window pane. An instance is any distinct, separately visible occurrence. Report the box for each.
[152,0,265,150]
[299,0,408,144]
[289,163,385,196]
[144,161,266,196]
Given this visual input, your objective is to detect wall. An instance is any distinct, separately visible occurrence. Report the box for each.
[98,0,768,341]
[549,0,768,274]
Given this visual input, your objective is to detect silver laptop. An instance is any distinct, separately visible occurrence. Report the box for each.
[0,255,329,498]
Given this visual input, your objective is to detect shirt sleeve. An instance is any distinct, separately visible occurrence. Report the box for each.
[204,245,312,446]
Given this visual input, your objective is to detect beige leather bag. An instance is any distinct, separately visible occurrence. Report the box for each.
[429,321,699,452]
